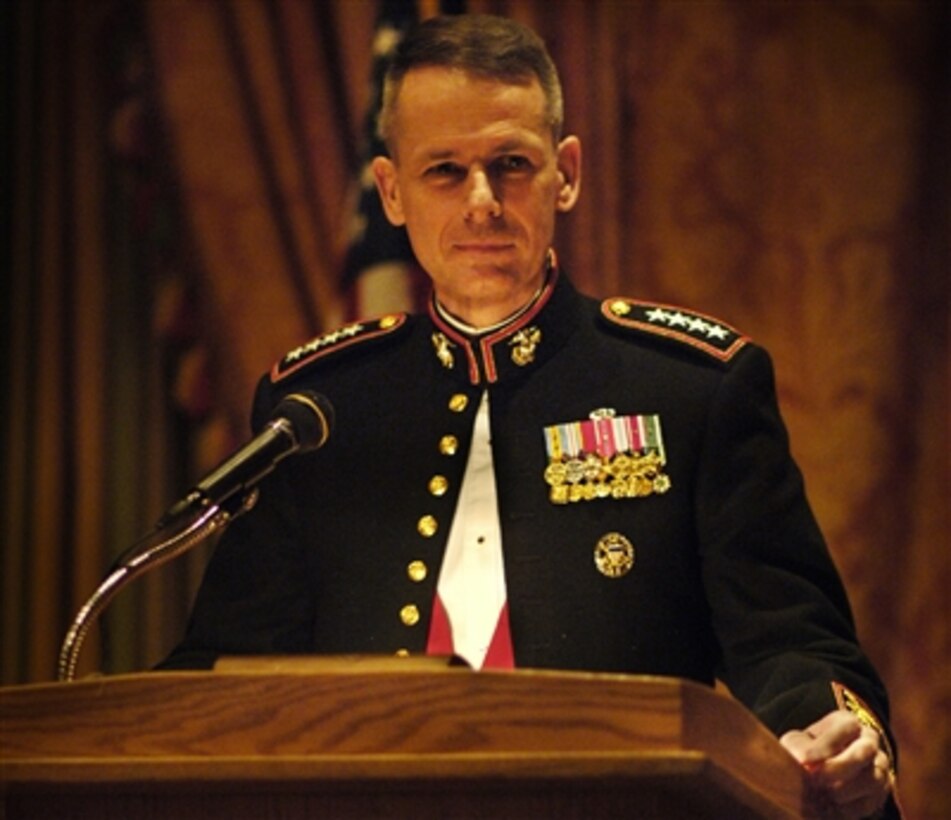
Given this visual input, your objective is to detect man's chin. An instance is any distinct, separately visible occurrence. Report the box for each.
[463,262,514,280]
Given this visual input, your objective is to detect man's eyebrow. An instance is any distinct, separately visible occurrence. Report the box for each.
[421,149,458,162]
[491,139,536,154]
[420,139,538,162]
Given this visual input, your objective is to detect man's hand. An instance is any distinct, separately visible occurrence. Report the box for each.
[780,710,892,819]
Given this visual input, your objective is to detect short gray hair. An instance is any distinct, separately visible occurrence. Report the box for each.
[378,14,564,151]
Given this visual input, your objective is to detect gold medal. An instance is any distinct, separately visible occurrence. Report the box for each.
[611,453,632,479]
[583,453,602,481]
[629,476,653,497]
[565,458,584,484]
[544,461,568,486]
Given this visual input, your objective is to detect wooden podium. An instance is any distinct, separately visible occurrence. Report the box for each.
[1,658,808,819]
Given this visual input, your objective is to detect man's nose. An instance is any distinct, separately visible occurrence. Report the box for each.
[464,169,502,222]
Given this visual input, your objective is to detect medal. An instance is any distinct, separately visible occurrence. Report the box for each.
[543,410,671,504]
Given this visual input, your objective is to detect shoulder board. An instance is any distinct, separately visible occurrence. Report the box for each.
[271,313,410,383]
[600,298,750,363]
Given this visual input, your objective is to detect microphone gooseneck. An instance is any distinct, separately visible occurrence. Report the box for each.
[58,390,335,681]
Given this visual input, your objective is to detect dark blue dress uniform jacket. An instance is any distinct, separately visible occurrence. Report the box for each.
[162,267,895,763]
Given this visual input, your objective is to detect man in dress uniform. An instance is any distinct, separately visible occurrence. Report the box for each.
[162,14,899,818]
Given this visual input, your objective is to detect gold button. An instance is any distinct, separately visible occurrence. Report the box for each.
[407,560,428,582]
[417,515,438,537]
[448,393,469,413]
[379,314,399,329]
[428,475,449,496]
[395,648,410,657]
[439,435,459,456]
[400,604,420,626]
[610,299,632,317]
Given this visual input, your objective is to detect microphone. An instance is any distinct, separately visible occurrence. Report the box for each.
[157,390,334,526]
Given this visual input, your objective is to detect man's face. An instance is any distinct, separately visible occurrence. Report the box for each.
[372,67,581,327]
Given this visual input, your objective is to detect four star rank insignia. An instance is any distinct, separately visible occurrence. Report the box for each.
[271,313,408,383]
[602,298,749,362]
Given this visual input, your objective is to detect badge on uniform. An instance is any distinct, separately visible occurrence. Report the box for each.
[594,532,635,578]
[542,409,671,505]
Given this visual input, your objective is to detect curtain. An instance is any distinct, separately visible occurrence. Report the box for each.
[4,1,948,815]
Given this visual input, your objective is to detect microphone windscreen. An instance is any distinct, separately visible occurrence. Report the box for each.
[273,391,334,452]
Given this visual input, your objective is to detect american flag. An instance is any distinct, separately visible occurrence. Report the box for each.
[341,0,465,320]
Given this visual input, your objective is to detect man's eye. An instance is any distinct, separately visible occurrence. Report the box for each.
[494,155,532,173]
[425,163,465,179]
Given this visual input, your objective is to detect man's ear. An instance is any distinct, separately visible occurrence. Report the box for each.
[555,136,582,213]
[371,156,406,226]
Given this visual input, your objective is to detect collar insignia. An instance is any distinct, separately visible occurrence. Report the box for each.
[428,272,558,385]
[510,326,541,366]
[432,332,456,369]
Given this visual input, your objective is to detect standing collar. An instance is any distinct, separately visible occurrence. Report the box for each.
[433,276,548,338]
[426,254,582,386]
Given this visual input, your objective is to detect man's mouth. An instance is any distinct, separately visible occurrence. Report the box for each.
[454,241,515,253]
